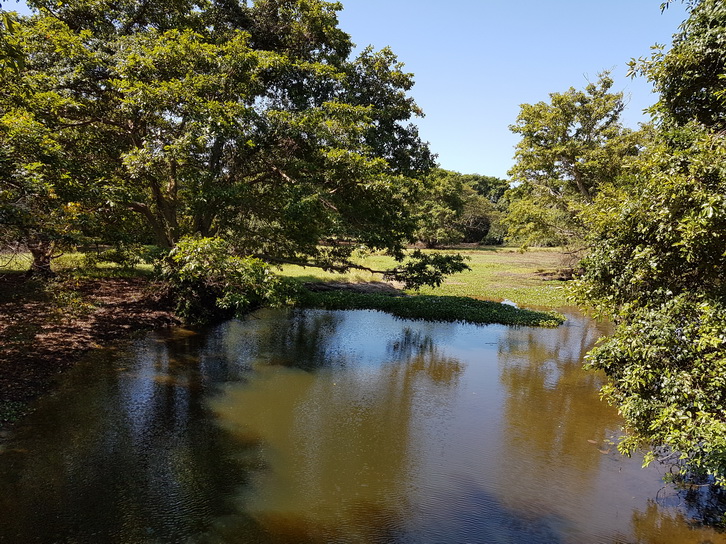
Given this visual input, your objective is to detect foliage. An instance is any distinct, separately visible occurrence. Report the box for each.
[83,244,143,270]
[507,73,640,247]
[160,236,301,324]
[633,0,726,130]
[382,249,469,289]
[574,125,726,481]
[0,90,89,275]
[1,0,440,281]
[0,0,473,292]
[457,186,495,243]
[412,169,505,247]
[575,0,726,484]
[463,173,510,203]
[0,8,24,72]
[460,173,510,244]
[300,290,564,327]
[582,295,726,480]
[412,169,466,247]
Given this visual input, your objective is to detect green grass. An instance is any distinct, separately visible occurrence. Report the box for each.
[300,290,565,327]
[281,247,574,309]
[0,251,155,278]
[280,253,397,284]
[1,246,574,327]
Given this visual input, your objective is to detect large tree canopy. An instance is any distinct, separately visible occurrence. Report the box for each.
[506,73,640,247]
[575,0,726,484]
[642,0,726,129]
[1,0,465,284]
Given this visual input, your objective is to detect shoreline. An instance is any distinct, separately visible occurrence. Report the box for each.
[0,275,180,434]
[0,272,565,437]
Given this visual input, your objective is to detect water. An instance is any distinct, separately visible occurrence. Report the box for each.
[0,308,723,543]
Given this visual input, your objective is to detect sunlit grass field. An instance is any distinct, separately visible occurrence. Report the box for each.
[2,246,574,310]
[0,251,154,277]
[280,246,573,309]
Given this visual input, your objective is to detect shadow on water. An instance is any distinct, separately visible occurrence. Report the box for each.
[252,309,350,371]
[190,482,568,544]
[0,329,266,543]
[0,308,725,543]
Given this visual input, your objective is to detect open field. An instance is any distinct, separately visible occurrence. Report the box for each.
[1,246,574,309]
[0,251,155,277]
[281,246,573,309]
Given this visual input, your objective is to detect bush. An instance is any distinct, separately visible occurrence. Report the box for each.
[161,236,301,324]
[84,243,142,269]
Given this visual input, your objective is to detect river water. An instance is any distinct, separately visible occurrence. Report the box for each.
[0,308,723,543]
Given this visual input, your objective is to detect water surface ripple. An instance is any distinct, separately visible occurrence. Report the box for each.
[0,308,723,543]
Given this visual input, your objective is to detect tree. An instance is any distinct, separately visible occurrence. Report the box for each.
[634,0,725,130]
[574,0,726,484]
[412,169,503,247]
[461,173,509,203]
[457,186,497,243]
[2,0,466,284]
[0,23,96,275]
[507,73,639,247]
[0,8,24,73]
[413,169,466,248]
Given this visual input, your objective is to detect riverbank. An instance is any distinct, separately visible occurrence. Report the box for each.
[0,247,573,430]
[0,274,180,430]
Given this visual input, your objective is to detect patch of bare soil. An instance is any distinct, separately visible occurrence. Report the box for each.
[535,268,577,281]
[0,275,179,427]
[304,280,406,296]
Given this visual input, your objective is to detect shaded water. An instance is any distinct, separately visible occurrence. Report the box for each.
[0,308,724,543]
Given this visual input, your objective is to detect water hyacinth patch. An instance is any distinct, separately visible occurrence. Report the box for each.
[299,290,564,327]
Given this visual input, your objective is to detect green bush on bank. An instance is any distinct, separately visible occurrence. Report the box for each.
[160,236,302,325]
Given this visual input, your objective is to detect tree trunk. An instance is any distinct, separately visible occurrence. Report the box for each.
[27,237,56,278]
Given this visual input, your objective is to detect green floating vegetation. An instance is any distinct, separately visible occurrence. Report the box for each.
[299,290,565,328]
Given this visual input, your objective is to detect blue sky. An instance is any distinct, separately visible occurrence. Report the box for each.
[336,1,688,178]
[7,0,689,178]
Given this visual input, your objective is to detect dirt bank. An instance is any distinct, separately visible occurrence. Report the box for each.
[0,275,179,429]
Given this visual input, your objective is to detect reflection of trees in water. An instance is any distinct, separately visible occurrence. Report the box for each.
[493,313,621,507]
[388,327,463,386]
[677,483,726,528]
[0,310,464,543]
[203,311,466,543]
[195,480,568,544]
[491,313,726,540]
[251,309,348,371]
[630,495,726,543]
[0,333,255,543]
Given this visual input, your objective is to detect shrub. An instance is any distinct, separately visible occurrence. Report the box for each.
[160,236,301,324]
[84,243,142,269]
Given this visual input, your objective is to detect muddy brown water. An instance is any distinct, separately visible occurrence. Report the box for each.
[0,308,724,543]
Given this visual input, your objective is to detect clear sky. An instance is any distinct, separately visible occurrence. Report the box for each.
[6,0,689,178]
[336,1,688,178]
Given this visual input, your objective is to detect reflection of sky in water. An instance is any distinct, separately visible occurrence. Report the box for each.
[0,309,723,544]
[121,343,167,443]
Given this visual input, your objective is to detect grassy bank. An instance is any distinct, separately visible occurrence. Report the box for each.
[281,246,572,309]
